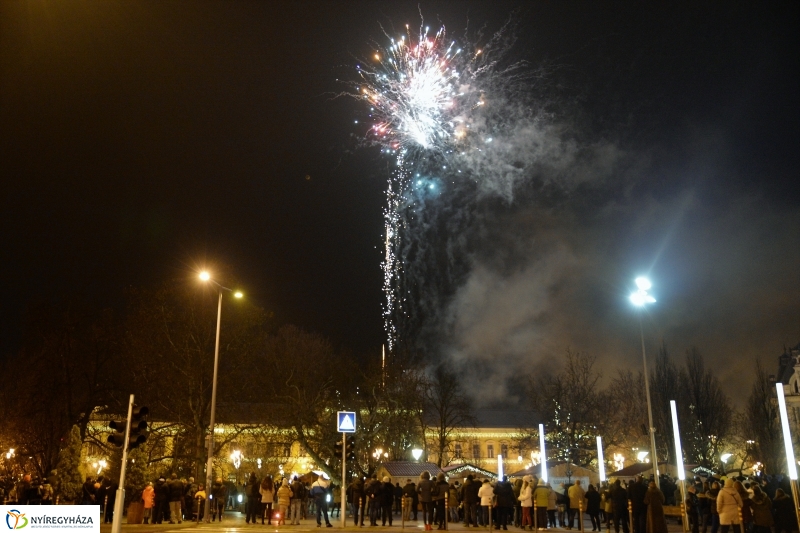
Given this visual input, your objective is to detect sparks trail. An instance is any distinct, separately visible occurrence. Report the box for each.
[348,15,541,353]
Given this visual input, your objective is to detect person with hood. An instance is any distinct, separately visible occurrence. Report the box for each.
[380,476,395,526]
[586,484,602,532]
[568,480,586,530]
[513,478,524,528]
[433,473,449,529]
[716,478,743,533]
[276,479,293,526]
[260,476,275,525]
[211,477,227,522]
[518,476,533,529]
[348,476,366,526]
[462,475,480,527]
[311,474,333,527]
[610,480,629,533]
[643,481,667,533]
[774,488,797,533]
[418,471,436,531]
[495,476,517,531]
[534,478,551,530]
[154,477,169,524]
[748,485,773,533]
[245,473,260,524]
[478,479,494,528]
[734,481,751,533]
[142,482,155,524]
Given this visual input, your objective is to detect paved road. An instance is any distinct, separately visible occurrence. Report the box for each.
[100,512,686,533]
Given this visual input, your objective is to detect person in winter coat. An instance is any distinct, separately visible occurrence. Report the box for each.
[685,484,700,533]
[461,475,480,527]
[402,479,417,522]
[514,478,524,528]
[707,482,721,533]
[534,478,551,529]
[547,483,558,528]
[734,481,751,533]
[193,485,207,521]
[311,475,333,527]
[610,480,629,533]
[381,477,395,526]
[643,481,667,533]
[568,480,586,530]
[448,483,460,523]
[716,479,743,533]
[434,473,450,529]
[245,473,261,524]
[478,479,495,528]
[586,485,602,532]
[289,476,305,525]
[276,479,293,526]
[211,477,227,522]
[773,488,797,533]
[81,476,96,505]
[348,477,366,526]
[154,477,169,524]
[518,476,533,529]
[418,471,436,531]
[495,476,517,531]
[142,482,155,524]
[748,485,773,533]
[366,475,382,526]
[260,476,275,525]
[184,478,197,523]
[629,477,648,533]
[167,474,185,524]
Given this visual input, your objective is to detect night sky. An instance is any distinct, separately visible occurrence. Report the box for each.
[2,1,798,404]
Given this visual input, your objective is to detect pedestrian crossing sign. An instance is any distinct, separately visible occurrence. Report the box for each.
[337,411,356,433]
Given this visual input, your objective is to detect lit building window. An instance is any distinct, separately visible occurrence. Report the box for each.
[500,443,508,458]
[487,444,495,459]
[454,444,462,459]
[472,444,481,459]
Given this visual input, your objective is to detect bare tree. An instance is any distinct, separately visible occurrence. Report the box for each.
[423,363,475,467]
[744,359,783,473]
[679,348,733,468]
[649,343,681,462]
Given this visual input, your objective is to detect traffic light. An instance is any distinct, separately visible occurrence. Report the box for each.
[334,441,343,456]
[106,405,149,451]
[107,420,127,448]
[345,435,355,461]
[128,405,149,451]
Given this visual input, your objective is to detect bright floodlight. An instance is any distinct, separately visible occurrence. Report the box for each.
[630,277,656,307]
[234,291,243,299]
[199,271,210,281]
[776,383,798,480]
[721,453,732,463]
[637,451,650,462]
[597,436,606,482]
[539,423,548,483]
[411,448,423,461]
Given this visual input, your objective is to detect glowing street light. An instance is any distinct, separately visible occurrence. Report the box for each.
[630,276,660,488]
[411,448,423,461]
[199,270,245,522]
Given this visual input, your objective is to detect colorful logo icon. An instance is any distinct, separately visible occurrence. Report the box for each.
[6,510,28,530]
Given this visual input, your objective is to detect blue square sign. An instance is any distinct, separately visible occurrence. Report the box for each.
[337,411,356,433]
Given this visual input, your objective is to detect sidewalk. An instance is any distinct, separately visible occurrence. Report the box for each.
[101,511,686,533]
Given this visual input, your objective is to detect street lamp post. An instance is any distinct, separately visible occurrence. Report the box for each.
[630,276,660,488]
[199,271,243,522]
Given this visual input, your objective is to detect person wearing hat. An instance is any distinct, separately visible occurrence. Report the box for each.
[534,478,551,530]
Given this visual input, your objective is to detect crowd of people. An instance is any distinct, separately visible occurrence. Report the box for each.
[4,468,800,533]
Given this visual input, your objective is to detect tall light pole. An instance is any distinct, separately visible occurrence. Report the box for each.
[199,271,243,522]
[630,276,660,488]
